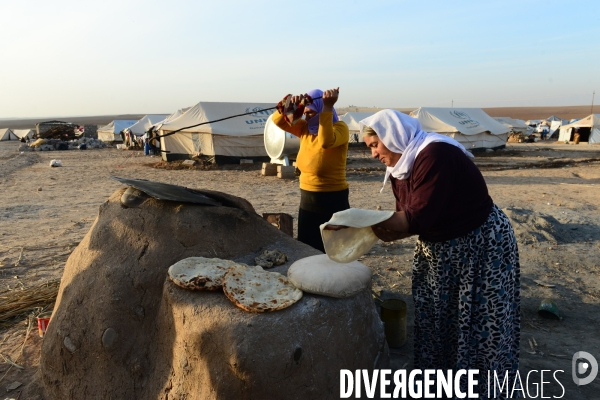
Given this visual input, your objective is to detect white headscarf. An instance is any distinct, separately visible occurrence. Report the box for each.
[359,110,473,192]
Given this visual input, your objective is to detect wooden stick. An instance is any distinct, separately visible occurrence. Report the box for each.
[0,353,24,370]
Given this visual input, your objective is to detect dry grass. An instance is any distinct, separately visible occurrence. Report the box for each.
[0,315,35,386]
[0,279,60,323]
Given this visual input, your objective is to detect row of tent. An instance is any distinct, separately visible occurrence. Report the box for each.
[342,109,516,150]
[526,115,577,127]
[98,103,278,160]
[99,106,517,160]
[326,110,600,146]
[95,104,600,161]
[97,113,183,142]
[0,128,35,141]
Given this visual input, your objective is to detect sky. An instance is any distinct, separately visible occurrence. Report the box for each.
[1,0,599,118]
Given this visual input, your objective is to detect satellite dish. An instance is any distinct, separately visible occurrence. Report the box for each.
[264,114,300,166]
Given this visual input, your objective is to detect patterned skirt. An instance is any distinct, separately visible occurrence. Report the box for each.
[412,204,521,399]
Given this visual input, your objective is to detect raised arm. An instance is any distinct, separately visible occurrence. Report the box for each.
[318,87,349,148]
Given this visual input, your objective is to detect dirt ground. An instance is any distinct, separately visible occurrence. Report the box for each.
[1,139,600,398]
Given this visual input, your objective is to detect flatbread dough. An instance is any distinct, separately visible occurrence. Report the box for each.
[288,255,372,298]
[223,265,302,313]
[320,208,394,263]
[168,257,245,291]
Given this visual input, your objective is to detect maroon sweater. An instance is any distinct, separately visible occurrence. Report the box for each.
[391,142,493,242]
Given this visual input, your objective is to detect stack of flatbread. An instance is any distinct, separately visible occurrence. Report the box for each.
[168,257,245,291]
[168,257,302,313]
[223,265,302,313]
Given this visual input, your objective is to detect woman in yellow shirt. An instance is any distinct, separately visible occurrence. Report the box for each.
[273,88,350,252]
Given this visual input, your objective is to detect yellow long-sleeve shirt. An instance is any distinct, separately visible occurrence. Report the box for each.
[272,111,349,192]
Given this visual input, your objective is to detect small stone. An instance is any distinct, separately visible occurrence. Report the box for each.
[307,298,321,308]
[6,381,22,391]
[37,187,42,191]
[64,336,77,353]
[102,328,118,349]
[376,205,381,210]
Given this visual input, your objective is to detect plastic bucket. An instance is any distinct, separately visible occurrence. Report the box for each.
[37,312,52,337]
[538,298,561,320]
[380,299,407,348]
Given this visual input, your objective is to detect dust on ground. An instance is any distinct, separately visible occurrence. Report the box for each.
[1,140,599,398]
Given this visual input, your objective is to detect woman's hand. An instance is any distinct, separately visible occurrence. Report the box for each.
[276,94,292,115]
[290,94,306,105]
[322,87,339,110]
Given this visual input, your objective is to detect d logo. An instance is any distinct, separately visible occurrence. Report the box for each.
[572,351,598,386]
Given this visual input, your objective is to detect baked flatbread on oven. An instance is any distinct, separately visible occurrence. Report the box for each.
[168,257,246,291]
[223,265,302,313]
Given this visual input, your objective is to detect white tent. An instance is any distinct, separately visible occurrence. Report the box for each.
[548,121,562,138]
[158,102,276,161]
[125,114,169,136]
[494,117,529,134]
[545,115,562,123]
[558,114,600,144]
[0,128,18,141]
[151,108,191,131]
[97,120,138,142]
[12,129,35,140]
[340,112,376,143]
[340,112,377,131]
[410,108,509,150]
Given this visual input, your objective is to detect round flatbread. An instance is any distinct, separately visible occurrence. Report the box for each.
[168,257,245,291]
[320,208,394,263]
[288,255,372,298]
[223,265,302,313]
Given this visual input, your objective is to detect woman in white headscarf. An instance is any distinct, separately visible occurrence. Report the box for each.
[360,110,520,398]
